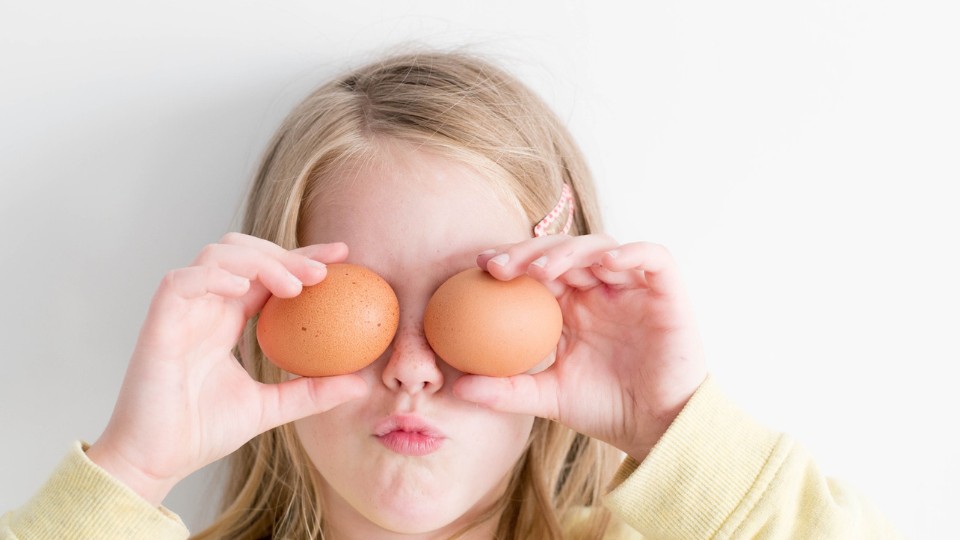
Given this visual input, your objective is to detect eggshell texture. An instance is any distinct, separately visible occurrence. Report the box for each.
[423,268,562,377]
[256,263,399,377]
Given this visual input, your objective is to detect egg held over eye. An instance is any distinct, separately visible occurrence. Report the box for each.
[424,268,563,377]
[256,263,400,377]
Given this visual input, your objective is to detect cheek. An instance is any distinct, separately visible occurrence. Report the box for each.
[290,392,536,532]
[293,400,362,471]
[466,410,536,471]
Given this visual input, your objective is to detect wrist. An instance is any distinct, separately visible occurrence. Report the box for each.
[85,440,180,507]
[624,422,672,463]
[624,395,698,462]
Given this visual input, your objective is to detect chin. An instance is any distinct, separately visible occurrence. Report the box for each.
[364,502,470,535]
[358,483,500,535]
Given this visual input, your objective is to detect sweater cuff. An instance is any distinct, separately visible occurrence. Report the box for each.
[5,441,189,540]
[604,376,792,539]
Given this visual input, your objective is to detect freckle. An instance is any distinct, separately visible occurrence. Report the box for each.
[301,326,307,331]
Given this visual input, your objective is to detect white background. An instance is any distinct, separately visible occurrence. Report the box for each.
[2,1,957,537]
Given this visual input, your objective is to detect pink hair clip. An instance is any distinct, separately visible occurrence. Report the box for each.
[534,183,575,237]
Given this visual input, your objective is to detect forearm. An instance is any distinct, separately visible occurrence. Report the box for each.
[604,377,904,539]
[1,442,188,540]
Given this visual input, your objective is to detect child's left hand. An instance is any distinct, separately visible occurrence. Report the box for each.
[454,234,708,462]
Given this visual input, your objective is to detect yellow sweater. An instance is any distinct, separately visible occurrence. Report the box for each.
[1,377,903,539]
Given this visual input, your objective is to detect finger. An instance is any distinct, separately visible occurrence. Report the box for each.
[216,232,296,257]
[452,373,560,420]
[559,266,604,290]
[207,234,349,286]
[528,235,621,280]
[485,234,620,282]
[221,233,348,265]
[600,242,684,295]
[266,242,348,286]
[158,266,251,302]
[194,243,313,299]
[292,241,350,273]
[589,265,650,290]
[255,374,369,432]
[477,235,571,273]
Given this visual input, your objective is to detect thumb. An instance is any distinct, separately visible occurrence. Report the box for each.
[256,375,369,432]
[453,373,559,421]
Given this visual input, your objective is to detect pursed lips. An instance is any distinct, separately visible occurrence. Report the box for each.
[373,414,446,456]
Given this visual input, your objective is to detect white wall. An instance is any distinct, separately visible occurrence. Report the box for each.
[2,1,957,537]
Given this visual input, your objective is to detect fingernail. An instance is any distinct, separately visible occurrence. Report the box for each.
[489,253,510,266]
[531,256,548,268]
[478,249,496,257]
[288,272,302,287]
[307,259,326,269]
[606,249,620,258]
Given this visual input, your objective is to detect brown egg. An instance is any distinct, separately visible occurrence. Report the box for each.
[423,268,563,377]
[257,263,399,377]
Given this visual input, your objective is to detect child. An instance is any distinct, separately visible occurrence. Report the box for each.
[1,51,901,539]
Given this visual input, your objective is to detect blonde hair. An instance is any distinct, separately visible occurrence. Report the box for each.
[194,49,617,539]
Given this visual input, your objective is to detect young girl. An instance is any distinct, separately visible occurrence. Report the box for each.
[2,51,900,539]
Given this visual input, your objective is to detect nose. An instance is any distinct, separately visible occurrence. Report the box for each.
[380,321,444,395]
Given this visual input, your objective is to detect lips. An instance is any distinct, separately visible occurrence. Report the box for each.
[374,415,446,456]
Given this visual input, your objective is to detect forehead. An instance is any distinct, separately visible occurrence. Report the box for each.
[300,144,530,276]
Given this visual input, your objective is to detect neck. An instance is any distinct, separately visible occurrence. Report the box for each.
[322,514,500,540]
[317,479,507,540]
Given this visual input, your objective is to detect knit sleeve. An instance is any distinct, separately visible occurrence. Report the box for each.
[0,442,189,540]
[602,376,905,539]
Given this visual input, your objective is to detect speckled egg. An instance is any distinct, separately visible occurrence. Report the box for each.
[257,263,399,377]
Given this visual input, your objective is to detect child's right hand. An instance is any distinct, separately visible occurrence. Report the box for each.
[85,233,369,506]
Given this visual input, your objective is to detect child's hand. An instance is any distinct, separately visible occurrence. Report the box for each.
[86,233,368,506]
[455,235,707,462]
